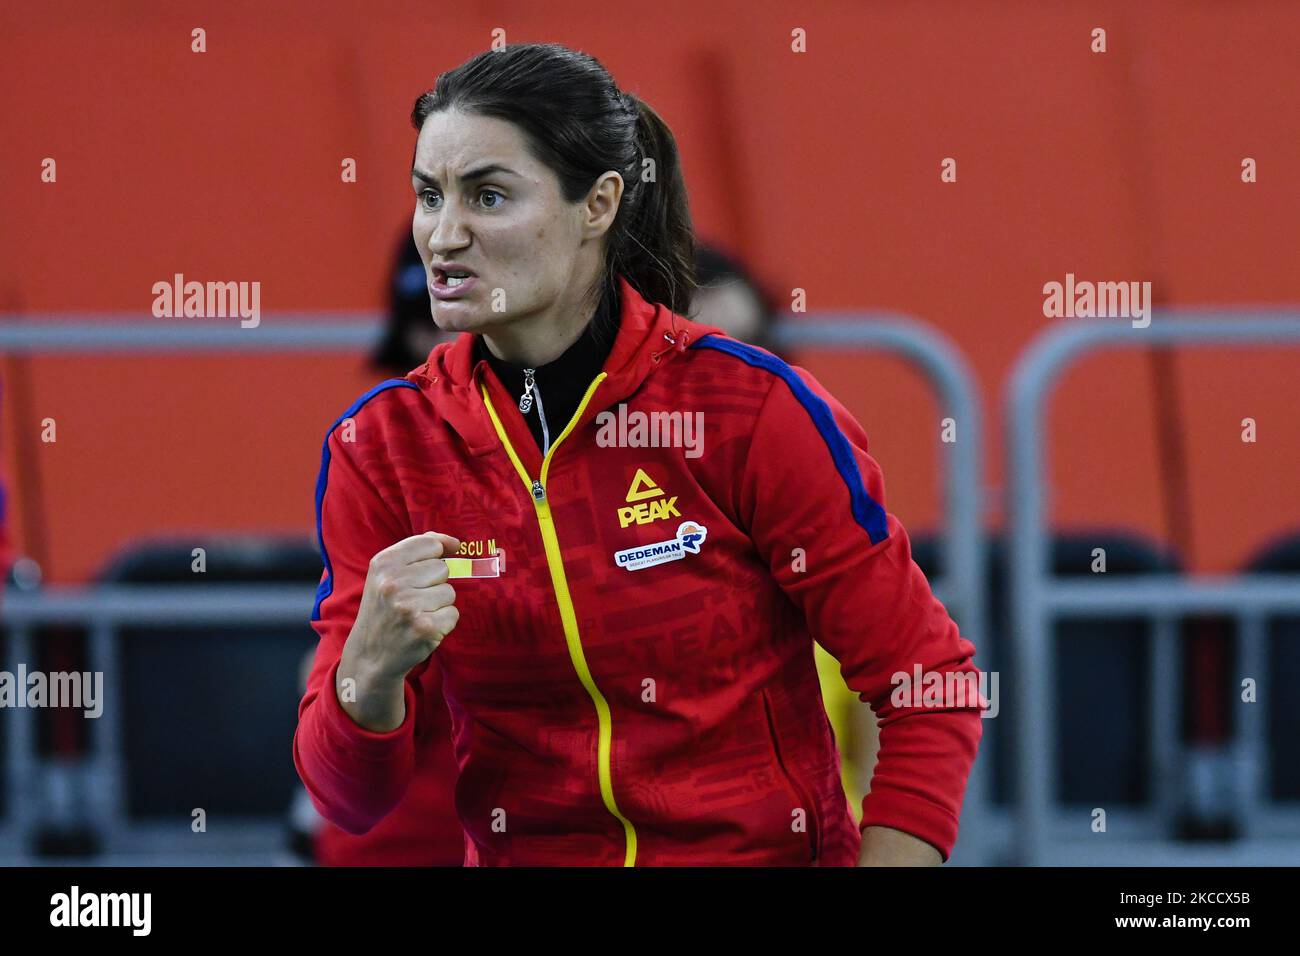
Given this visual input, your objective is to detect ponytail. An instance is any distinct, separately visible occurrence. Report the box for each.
[609,94,697,316]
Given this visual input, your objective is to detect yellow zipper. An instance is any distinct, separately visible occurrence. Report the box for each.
[479,370,638,866]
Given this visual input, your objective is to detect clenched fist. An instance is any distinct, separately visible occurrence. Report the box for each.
[336,531,461,732]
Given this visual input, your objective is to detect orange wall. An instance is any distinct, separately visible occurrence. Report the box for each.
[2,0,1297,583]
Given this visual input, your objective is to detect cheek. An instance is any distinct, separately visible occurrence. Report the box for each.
[487,225,546,279]
[527,223,581,279]
[482,212,572,289]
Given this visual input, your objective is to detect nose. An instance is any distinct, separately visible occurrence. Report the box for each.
[426,201,471,258]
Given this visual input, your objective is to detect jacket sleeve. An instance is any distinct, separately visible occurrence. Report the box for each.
[738,363,983,862]
[293,424,423,835]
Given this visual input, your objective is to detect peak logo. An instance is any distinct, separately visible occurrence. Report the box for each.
[613,522,708,572]
[617,468,680,528]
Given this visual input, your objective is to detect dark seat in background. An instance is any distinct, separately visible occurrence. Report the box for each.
[911,530,1179,807]
[97,536,322,819]
[1244,531,1300,800]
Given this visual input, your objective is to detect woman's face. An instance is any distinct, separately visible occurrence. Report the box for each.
[411,108,616,335]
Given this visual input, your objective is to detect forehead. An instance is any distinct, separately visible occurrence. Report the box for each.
[413,108,535,174]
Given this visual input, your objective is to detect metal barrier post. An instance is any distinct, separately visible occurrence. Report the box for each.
[1237,611,1268,836]
[2,624,37,853]
[1007,314,1300,865]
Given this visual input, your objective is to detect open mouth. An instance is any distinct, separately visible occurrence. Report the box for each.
[429,268,479,299]
[433,268,476,287]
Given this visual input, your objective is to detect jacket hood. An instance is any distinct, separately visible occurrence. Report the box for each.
[408,274,726,455]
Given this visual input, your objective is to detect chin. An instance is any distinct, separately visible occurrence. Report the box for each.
[430,303,492,334]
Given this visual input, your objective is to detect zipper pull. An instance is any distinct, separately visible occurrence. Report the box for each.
[519,368,536,414]
[530,478,545,502]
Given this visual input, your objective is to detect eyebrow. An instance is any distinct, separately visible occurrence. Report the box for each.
[411,164,520,186]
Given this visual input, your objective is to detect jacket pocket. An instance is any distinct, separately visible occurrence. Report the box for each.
[761,689,820,863]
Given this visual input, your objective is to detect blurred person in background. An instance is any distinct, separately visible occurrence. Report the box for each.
[371,232,459,377]
[688,243,779,355]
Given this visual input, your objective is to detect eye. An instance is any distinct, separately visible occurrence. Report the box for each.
[478,188,505,209]
[419,188,440,210]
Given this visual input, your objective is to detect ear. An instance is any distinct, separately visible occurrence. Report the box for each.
[582,171,624,240]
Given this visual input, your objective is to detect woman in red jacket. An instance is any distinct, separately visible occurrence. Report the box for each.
[295,42,983,866]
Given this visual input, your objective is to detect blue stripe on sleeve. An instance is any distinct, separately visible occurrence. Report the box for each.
[689,335,889,545]
[311,379,420,622]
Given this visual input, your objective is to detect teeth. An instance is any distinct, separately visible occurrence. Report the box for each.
[446,275,467,287]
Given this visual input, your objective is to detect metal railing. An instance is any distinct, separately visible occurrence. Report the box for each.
[0,313,990,862]
[1,586,310,859]
[1006,313,1300,865]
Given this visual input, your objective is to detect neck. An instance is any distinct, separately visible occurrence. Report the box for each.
[481,280,604,368]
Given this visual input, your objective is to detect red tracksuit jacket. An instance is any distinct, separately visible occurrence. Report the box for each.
[294,275,982,866]
[312,650,463,867]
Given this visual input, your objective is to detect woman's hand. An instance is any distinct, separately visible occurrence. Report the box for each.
[857,826,943,866]
[336,531,462,732]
